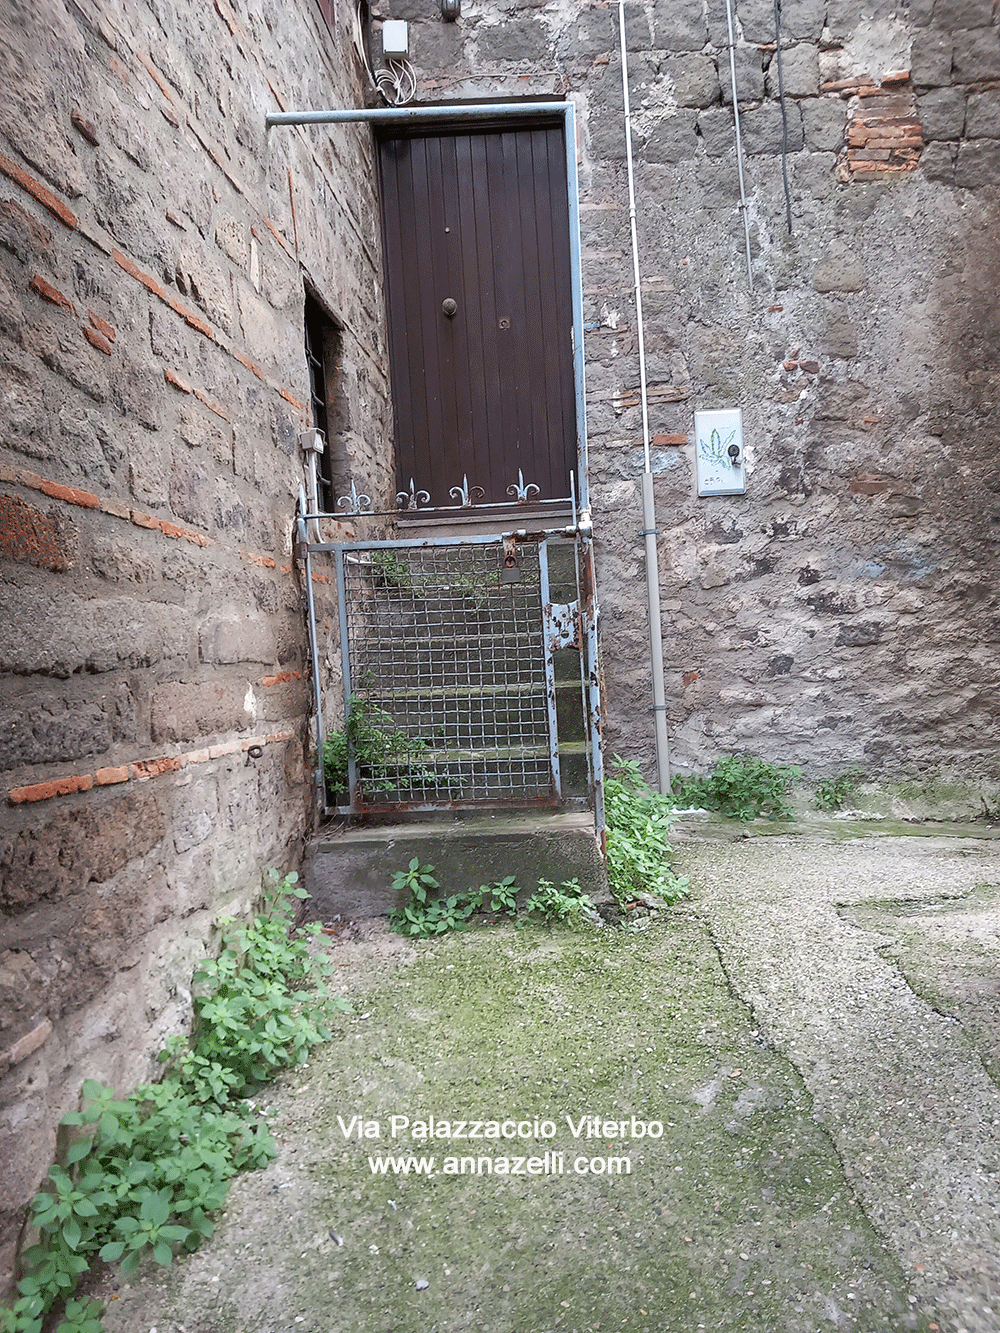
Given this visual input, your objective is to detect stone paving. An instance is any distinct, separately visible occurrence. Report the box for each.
[673,825,1000,1333]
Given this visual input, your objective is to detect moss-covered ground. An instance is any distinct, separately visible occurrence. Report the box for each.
[98,909,929,1333]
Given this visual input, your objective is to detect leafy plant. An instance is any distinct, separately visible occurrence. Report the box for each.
[522,877,596,927]
[370,550,415,591]
[814,767,864,811]
[605,758,689,907]
[388,859,485,937]
[323,696,444,798]
[2,871,348,1333]
[671,753,801,823]
[485,875,519,917]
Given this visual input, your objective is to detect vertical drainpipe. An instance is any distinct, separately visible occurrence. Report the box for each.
[619,1,671,794]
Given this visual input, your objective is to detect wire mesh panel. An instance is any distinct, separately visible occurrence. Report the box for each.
[335,540,558,809]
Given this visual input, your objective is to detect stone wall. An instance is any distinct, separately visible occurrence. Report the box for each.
[379,0,1000,788]
[2,0,998,1297]
[0,0,391,1284]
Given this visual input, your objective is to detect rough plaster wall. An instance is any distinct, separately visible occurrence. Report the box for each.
[0,0,391,1283]
[379,0,1000,785]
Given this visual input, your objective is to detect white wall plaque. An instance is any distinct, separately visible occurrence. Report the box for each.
[695,408,746,497]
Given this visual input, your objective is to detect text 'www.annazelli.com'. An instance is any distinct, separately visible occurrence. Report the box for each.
[367,1152,631,1178]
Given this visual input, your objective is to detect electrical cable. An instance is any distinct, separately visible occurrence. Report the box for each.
[352,1,416,106]
[773,0,794,233]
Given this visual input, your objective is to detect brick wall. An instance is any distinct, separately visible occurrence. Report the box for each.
[0,0,391,1284]
[376,0,1000,788]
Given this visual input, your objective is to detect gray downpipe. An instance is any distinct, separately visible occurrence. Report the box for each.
[619,0,671,794]
[298,485,328,821]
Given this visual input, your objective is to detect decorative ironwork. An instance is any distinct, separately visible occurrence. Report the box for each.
[396,478,431,511]
[507,469,540,504]
[449,474,486,507]
[336,481,373,515]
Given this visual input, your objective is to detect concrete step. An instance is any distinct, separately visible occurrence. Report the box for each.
[301,810,608,921]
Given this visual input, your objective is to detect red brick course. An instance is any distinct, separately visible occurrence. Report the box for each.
[0,152,78,230]
[9,774,94,803]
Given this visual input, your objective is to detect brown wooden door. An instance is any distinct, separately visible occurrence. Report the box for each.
[378,123,577,509]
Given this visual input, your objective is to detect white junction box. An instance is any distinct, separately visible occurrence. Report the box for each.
[382,19,409,58]
[694,408,746,496]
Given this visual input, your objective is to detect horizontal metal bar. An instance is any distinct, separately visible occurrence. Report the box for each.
[339,795,563,816]
[307,530,576,554]
[356,683,550,700]
[266,101,573,128]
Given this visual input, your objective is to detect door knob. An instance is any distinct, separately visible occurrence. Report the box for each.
[441,298,458,318]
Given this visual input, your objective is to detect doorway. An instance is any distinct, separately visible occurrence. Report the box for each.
[378,119,578,510]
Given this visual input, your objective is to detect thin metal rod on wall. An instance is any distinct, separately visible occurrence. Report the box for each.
[619,1,671,795]
[724,0,755,289]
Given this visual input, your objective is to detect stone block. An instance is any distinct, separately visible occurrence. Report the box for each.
[819,306,859,359]
[767,43,820,99]
[918,87,968,140]
[112,359,163,431]
[966,90,1000,138]
[90,534,158,585]
[0,790,166,909]
[740,101,805,154]
[198,614,275,665]
[910,29,954,86]
[0,698,111,767]
[175,245,233,334]
[669,54,721,108]
[169,451,211,529]
[920,140,957,183]
[953,27,1000,82]
[812,240,866,292]
[651,0,707,51]
[0,198,55,267]
[731,0,824,43]
[0,588,189,677]
[835,621,883,647]
[214,215,247,269]
[720,47,765,104]
[475,17,549,63]
[698,105,736,156]
[802,97,848,151]
[955,138,1000,189]
[0,494,75,570]
[643,110,700,163]
[945,0,996,27]
[150,679,254,743]
[825,0,877,39]
[172,780,218,853]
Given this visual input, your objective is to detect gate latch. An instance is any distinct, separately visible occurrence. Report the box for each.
[543,601,580,652]
[500,536,522,584]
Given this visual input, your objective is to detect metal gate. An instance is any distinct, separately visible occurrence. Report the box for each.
[298,522,602,820]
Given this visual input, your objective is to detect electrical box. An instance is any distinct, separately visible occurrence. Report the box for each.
[695,408,746,496]
[382,19,409,58]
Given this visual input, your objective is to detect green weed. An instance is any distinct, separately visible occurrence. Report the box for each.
[672,753,801,823]
[814,767,864,811]
[1,871,348,1333]
[605,758,689,906]
[323,697,444,798]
